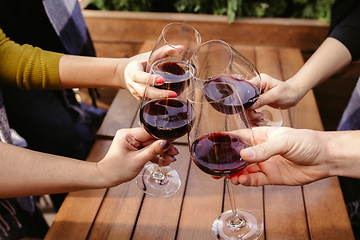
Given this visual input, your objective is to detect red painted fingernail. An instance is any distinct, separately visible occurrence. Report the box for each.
[155,77,165,84]
[168,92,177,98]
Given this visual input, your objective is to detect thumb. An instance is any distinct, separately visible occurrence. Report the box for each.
[240,138,285,163]
[136,140,170,165]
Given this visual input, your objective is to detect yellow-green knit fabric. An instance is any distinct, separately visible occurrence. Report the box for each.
[0,28,64,90]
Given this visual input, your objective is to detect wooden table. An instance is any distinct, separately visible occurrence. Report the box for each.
[45,41,354,240]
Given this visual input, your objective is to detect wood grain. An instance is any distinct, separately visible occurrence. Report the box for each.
[44,140,112,240]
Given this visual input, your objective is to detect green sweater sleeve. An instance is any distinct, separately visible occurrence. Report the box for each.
[0,28,64,90]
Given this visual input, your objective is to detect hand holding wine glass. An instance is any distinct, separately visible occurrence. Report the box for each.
[136,22,201,197]
[191,39,283,127]
[187,82,263,240]
[136,58,195,197]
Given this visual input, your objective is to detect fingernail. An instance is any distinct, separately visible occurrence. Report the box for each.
[243,148,255,158]
[174,146,179,154]
[160,140,170,150]
[171,155,177,161]
[168,92,177,98]
[155,77,165,84]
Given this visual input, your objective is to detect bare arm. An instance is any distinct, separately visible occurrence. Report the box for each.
[0,127,178,198]
[231,127,360,187]
[287,37,352,100]
[255,37,352,109]
[58,55,131,89]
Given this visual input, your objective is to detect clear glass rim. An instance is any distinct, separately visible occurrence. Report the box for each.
[192,39,232,84]
[150,58,195,82]
[192,40,262,87]
[187,82,242,105]
[161,22,202,52]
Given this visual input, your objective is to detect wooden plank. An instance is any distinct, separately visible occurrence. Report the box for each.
[44,139,112,240]
[93,42,142,58]
[278,47,354,239]
[254,46,309,240]
[132,145,191,240]
[265,186,309,240]
[86,178,144,239]
[83,10,329,52]
[97,89,140,137]
[138,39,156,54]
[177,162,224,240]
[304,178,354,240]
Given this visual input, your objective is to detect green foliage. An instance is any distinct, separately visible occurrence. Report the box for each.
[90,0,152,11]
[90,0,334,23]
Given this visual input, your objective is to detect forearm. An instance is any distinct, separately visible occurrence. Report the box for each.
[287,37,352,99]
[0,142,107,198]
[58,55,131,89]
[324,130,360,179]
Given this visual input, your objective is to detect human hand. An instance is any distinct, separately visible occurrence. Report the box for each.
[123,46,184,100]
[96,127,179,187]
[251,73,302,110]
[245,109,265,127]
[230,127,330,186]
[123,52,153,100]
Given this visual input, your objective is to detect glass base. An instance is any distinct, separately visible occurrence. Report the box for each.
[211,209,263,240]
[261,109,283,126]
[136,163,181,198]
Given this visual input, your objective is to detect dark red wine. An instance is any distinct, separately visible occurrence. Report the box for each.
[153,60,192,95]
[204,74,260,111]
[190,132,249,176]
[140,98,194,140]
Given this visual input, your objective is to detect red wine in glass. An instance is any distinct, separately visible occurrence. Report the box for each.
[140,98,194,141]
[190,132,250,177]
[153,60,192,95]
[204,74,260,111]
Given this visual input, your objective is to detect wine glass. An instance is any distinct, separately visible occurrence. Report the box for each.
[191,39,282,126]
[136,58,195,197]
[256,105,283,126]
[146,22,201,72]
[187,82,263,240]
[136,22,200,197]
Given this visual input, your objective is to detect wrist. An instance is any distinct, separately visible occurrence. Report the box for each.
[286,76,310,103]
[325,131,360,178]
[115,58,131,90]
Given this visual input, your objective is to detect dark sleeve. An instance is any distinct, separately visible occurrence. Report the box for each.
[328,2,360,61]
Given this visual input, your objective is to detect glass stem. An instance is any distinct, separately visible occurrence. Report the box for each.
[225,178,246,228]
[151,154,166,181]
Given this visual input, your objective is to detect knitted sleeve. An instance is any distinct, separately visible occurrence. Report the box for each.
[0,28,64,90]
